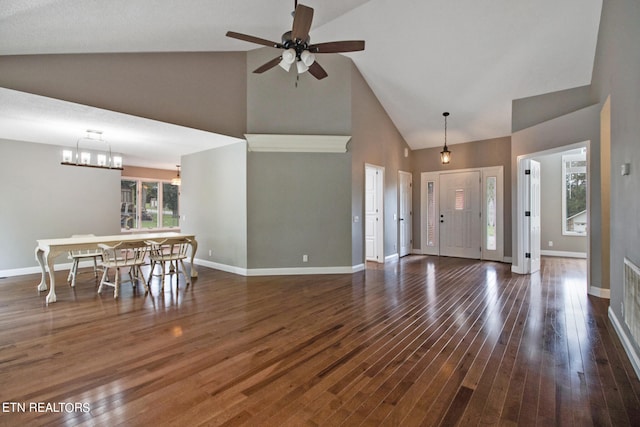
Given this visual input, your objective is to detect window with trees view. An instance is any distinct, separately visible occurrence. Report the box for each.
[120,179,179,230]
[562,152,587,236]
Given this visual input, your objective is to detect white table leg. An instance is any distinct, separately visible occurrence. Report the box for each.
[44,248,57,303]
[35,247,48,292]
[189,238,198,278]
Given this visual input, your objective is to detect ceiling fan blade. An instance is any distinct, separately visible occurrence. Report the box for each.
[253,57,282,74]
[226,31,282,48]
[309,40,365,54]
[291,4,314,42]
[308,61,328,80]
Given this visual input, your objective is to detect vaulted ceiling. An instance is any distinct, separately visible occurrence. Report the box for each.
[0,0,602,169]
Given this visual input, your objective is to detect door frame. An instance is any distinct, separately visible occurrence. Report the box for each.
[365,164,385,263]
[420,166,504,261]
[512,142,590,275]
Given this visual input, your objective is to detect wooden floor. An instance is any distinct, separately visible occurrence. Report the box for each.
[1,256,639,426]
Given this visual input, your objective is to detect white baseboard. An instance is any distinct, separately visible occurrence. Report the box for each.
[385,253,399,262]
[193,259,248,276]
[589,286,611,299]
[0,261,85,278]
[511,264,526,274]
[541,250,587,259]
[352,263,365,273]
[0,266,42,278]
[608,307,640,379]
[193,258,364,277]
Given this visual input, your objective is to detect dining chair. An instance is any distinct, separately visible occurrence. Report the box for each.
[67,234,102,288]
[98,240,150,298]
[145,238,191,289]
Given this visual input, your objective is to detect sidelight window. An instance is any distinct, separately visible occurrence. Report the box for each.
[486,176,497,250]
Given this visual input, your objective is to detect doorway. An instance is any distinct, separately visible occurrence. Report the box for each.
[420,167,503,261]
[514,142,589,276]
[365,164,384,262]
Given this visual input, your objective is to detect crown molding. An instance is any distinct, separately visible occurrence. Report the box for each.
[245,134,351,153]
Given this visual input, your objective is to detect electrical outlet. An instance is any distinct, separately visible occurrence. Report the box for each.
[303,254,308,262]
[548,241,553,247]
[208,249,212,257]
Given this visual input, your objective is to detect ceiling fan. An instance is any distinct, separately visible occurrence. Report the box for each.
[226,1,365,80]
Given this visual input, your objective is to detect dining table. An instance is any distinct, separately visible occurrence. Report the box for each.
[35,232,198,303]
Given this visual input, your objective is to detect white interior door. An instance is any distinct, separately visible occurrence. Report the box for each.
[527,160,541,273]
[365,165,383,262]
[439,171,481,259]
[399,171,412,257]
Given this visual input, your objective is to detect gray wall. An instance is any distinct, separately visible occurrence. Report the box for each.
[0,139,120,272]
[534,150,588,254]
[0,52,248,139]
[512,85,596,133]
[244,49,354,269]
[247,48,351,135]
[247,152,352,268]
[350,66,412,265]
[410,136,512,256]
[590,0,640,349]
[181,142,247,269]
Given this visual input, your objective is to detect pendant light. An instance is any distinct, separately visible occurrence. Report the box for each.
[440,112,451,164]
[171,165,181,186]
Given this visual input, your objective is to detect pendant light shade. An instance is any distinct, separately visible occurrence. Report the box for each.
[171,165,181,186]
[440,112,451,164]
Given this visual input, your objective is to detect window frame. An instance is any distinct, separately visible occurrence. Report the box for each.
[561,152,587,236]
[120,177,180,232]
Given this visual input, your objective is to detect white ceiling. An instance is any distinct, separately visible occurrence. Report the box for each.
[0,0,602,169]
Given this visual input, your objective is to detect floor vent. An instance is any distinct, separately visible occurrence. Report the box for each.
[624,257,640,346]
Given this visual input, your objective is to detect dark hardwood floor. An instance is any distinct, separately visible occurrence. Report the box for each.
[0,256,639,426]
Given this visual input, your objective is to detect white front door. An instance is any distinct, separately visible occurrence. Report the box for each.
[399,171,412,257]
[365,165,384,262]
[439,171,481,259]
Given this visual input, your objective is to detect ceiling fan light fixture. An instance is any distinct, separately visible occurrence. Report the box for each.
[300,50,315,66]
[279,48,297,70]
[226,3,364,80]
[279,59,293,71]
[296,60,309,74]
[282,48,296,63]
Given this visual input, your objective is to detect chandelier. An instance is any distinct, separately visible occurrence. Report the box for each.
[61,130,123,170]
